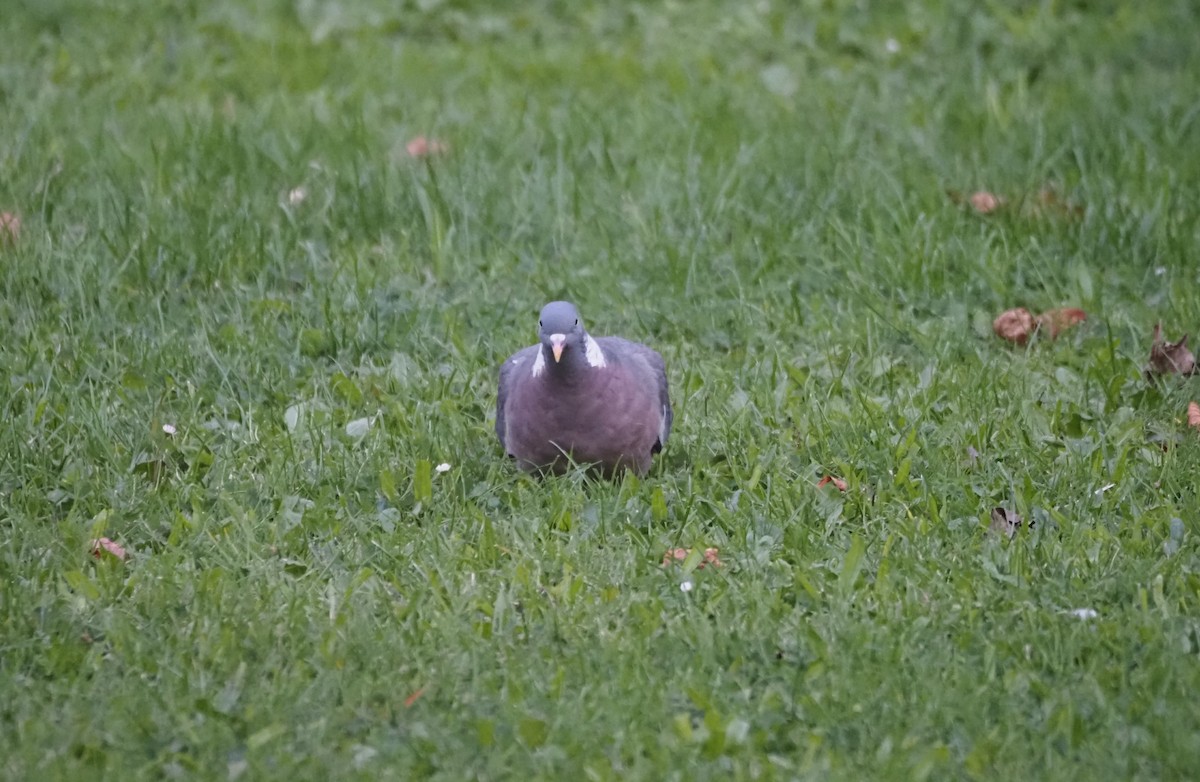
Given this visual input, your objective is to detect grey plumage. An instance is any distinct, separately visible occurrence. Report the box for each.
[496,301,672,477]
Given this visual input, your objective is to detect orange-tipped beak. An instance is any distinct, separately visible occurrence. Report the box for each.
[550,334,566,363]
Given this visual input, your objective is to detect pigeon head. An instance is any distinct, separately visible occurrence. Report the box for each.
[538,301,586,364]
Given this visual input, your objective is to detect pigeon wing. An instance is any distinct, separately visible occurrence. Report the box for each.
[496,345,539,449]
[597,337,673,449]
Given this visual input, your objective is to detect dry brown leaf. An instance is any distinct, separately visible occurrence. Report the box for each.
[661,547,722,569]
[1035,307,1087,339]
[90,537,127,561]
[949,189,1006,214]
[950,185,1081,220]
[406,136,449,158]
[1146,322,1197,378]
[0,212,20,245]
[1188,402,1200,433]
[969,191,1004,214]
[404,688,426,708]
[993,307,1037,344]
[988,507,1027,539]
[993,306,1086,345]
[816,475,848,491]
[1033,186,1084,219]
[662,547,687,565]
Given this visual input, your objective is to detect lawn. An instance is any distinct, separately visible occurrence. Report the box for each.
[2,0,1200,779]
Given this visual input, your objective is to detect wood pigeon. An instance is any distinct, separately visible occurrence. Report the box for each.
[496,301,672,477]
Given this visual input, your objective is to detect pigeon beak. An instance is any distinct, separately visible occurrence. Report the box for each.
[550,334,566,363]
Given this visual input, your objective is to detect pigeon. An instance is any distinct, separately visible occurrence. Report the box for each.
[496,301,672,477]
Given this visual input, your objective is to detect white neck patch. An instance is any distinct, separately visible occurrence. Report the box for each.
[531,347,546,377]
[584,334,607,368]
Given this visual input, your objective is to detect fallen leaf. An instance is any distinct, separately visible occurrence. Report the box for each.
[1188,401,1200,432]
[1146,322,1197,378]
[969,190,1004,214]
[1033,186,1084,219]
[1035,307,1087,339]
[950,186,1082,220]
[90,537,127,561]
[661,547,722,569]
[993,307,1037,344]
[404,688,425,708]
[284,404,303,433]
[993,306,1085,344]
[406,136,449,158]
[0,211,20,244]
[816,475,848,491]
[988,507,1028,539]
[345,416,372,438]
[947,189,1007,214]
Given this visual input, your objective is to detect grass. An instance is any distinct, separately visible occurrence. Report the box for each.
[2,0,1200,778]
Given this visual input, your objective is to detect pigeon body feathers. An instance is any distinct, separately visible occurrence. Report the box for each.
[496,302,672,477]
